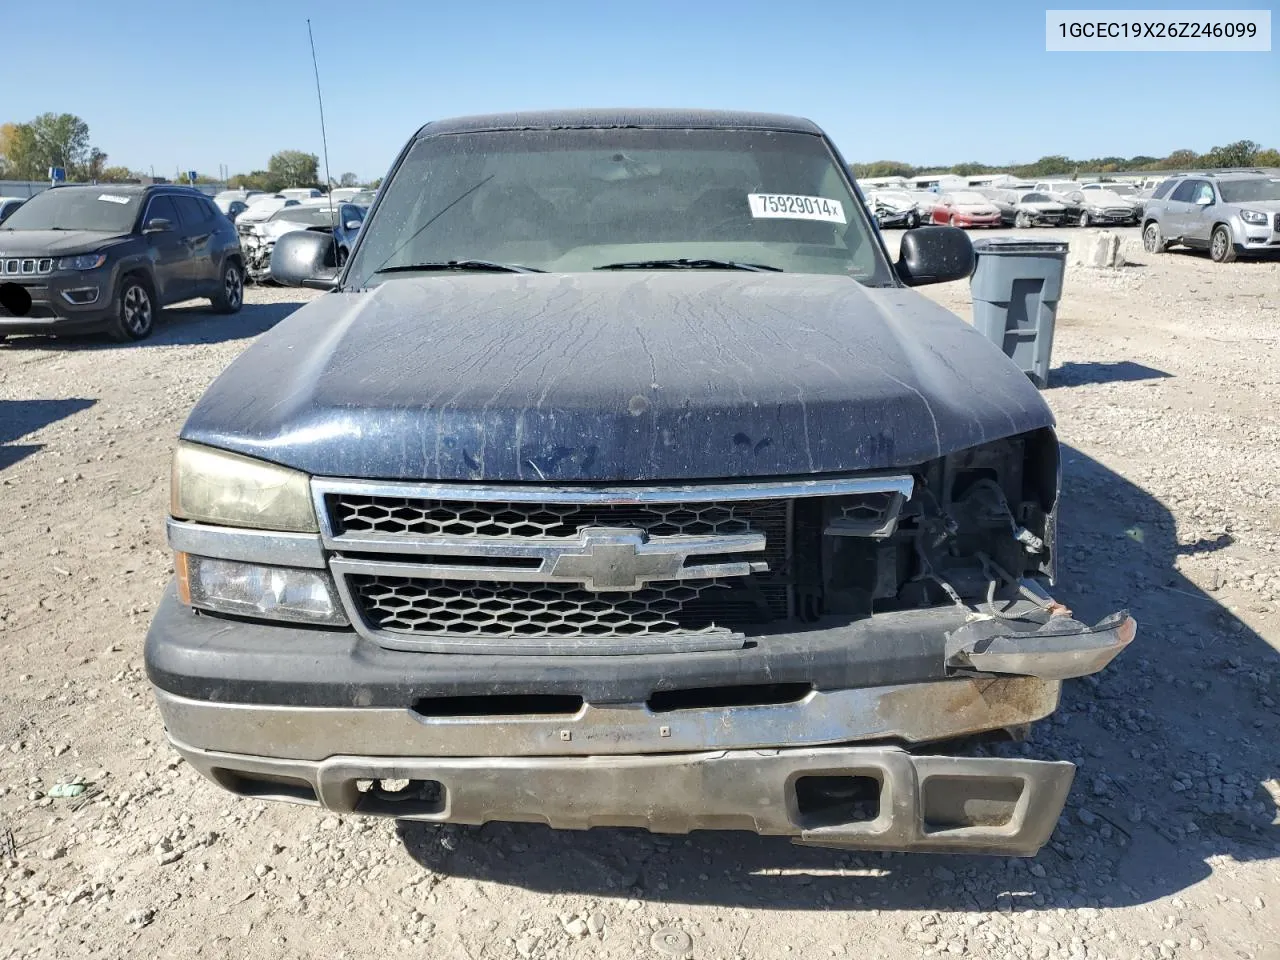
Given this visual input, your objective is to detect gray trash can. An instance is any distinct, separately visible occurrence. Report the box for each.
[969,238,1068,388]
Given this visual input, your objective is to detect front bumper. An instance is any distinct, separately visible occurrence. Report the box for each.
[1020,212,1065,226]
[1239,228,1280,252]
[0,267,116,333]
[1083,211,1139,225]
[168,739,1074,856]
[148,579,1134,854]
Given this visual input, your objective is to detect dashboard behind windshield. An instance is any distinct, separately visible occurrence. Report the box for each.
[346,128,889,286]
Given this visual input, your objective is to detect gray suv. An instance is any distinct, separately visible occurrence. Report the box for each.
[1142,172,1280,262]
[0,184,244,341]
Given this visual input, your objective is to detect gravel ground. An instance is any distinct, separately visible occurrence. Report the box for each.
[1,230,1277,959]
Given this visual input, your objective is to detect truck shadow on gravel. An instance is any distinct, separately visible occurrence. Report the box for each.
[0,300,303,351]
[398,445,1279,911]
[1049,361,1172,388]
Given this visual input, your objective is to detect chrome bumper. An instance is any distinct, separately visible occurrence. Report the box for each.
[153,676,1061,759]
[156,676,1074,855]
[168,738,1075,856]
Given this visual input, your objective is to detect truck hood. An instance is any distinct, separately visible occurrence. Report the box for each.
[0,230,127,256]
[182,272,1054,482]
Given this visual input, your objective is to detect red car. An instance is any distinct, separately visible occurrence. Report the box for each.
[930,191,1002,228]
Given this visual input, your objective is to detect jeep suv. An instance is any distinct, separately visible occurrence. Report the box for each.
[0,184,243,341]
[145,110,1134,856]
[1142,172,1280,262]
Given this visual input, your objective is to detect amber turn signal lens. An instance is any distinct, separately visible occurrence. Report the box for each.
[174,552,192,606]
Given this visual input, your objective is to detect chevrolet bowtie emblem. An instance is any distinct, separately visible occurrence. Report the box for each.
[547,527,767,592]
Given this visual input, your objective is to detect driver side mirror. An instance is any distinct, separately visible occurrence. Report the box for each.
[896,226,975,286]
[143,218,173,234]
[1195,195,1214,206]
[270,230,339,288]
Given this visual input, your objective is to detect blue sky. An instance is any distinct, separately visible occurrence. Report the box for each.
[1,0,1275,181]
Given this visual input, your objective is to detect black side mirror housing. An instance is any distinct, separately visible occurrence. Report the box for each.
[270,230,339,288]
[143,218,173,234]
[895,225,975,286]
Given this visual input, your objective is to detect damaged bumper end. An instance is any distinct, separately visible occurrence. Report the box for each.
[168,740,1075,857]
[946,610,1136,681]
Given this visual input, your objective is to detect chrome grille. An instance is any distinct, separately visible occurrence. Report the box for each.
[314,476,914,654]
[352,575,737,638]
[0,258,53,276]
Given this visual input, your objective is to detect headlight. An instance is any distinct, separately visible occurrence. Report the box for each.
[57,253,107,271]
[171,441,317,532]
[1240,209,1268,225]
[177,554,347,625]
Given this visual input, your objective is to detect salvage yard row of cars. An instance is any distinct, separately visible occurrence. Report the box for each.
[869,179,1148,230]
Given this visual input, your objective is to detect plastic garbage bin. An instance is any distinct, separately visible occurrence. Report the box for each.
[969,238,1068,388]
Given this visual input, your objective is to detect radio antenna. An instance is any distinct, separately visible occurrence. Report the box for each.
[306,19,335,223]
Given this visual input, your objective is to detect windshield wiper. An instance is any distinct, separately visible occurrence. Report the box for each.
[373,259,544,276]
[594,258,782,273]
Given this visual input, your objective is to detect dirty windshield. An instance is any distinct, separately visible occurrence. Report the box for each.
[345,127,889,286]
[0,188,139,233]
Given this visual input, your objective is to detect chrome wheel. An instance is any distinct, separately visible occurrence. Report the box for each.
[1143,222,1163,253]
[1078,212,1090,227]
[122,284,152,336]
[224,265,243,309]
[1015,212,1029,229]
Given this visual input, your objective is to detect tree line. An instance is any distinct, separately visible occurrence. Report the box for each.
[0,113,372,190]
[3,112,1273,190]
[851,140,1279,181]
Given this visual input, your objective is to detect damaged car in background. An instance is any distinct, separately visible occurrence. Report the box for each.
[989,190,1068,228]
[930,190,1003,228]
[1062,186,1140,228]
[239,201,365,282]
[147,109,1135,857]
[866,190,921,229]
[1081,181,1145,217]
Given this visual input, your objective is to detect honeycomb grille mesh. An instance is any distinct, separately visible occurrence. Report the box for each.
[838,492,897,525]
[351,575,738,638]
[329,495,783,540]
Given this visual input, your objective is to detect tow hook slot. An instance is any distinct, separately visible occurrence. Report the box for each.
[354,778,445,817]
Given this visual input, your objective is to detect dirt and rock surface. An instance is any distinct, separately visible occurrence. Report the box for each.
[0,228,1277,959]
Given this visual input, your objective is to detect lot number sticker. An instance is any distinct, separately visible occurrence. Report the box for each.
[98,194,131,204]
[748,193,846,224]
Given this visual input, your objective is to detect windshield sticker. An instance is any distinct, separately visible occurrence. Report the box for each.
[97,194,131,204]
[748,194,846,224]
